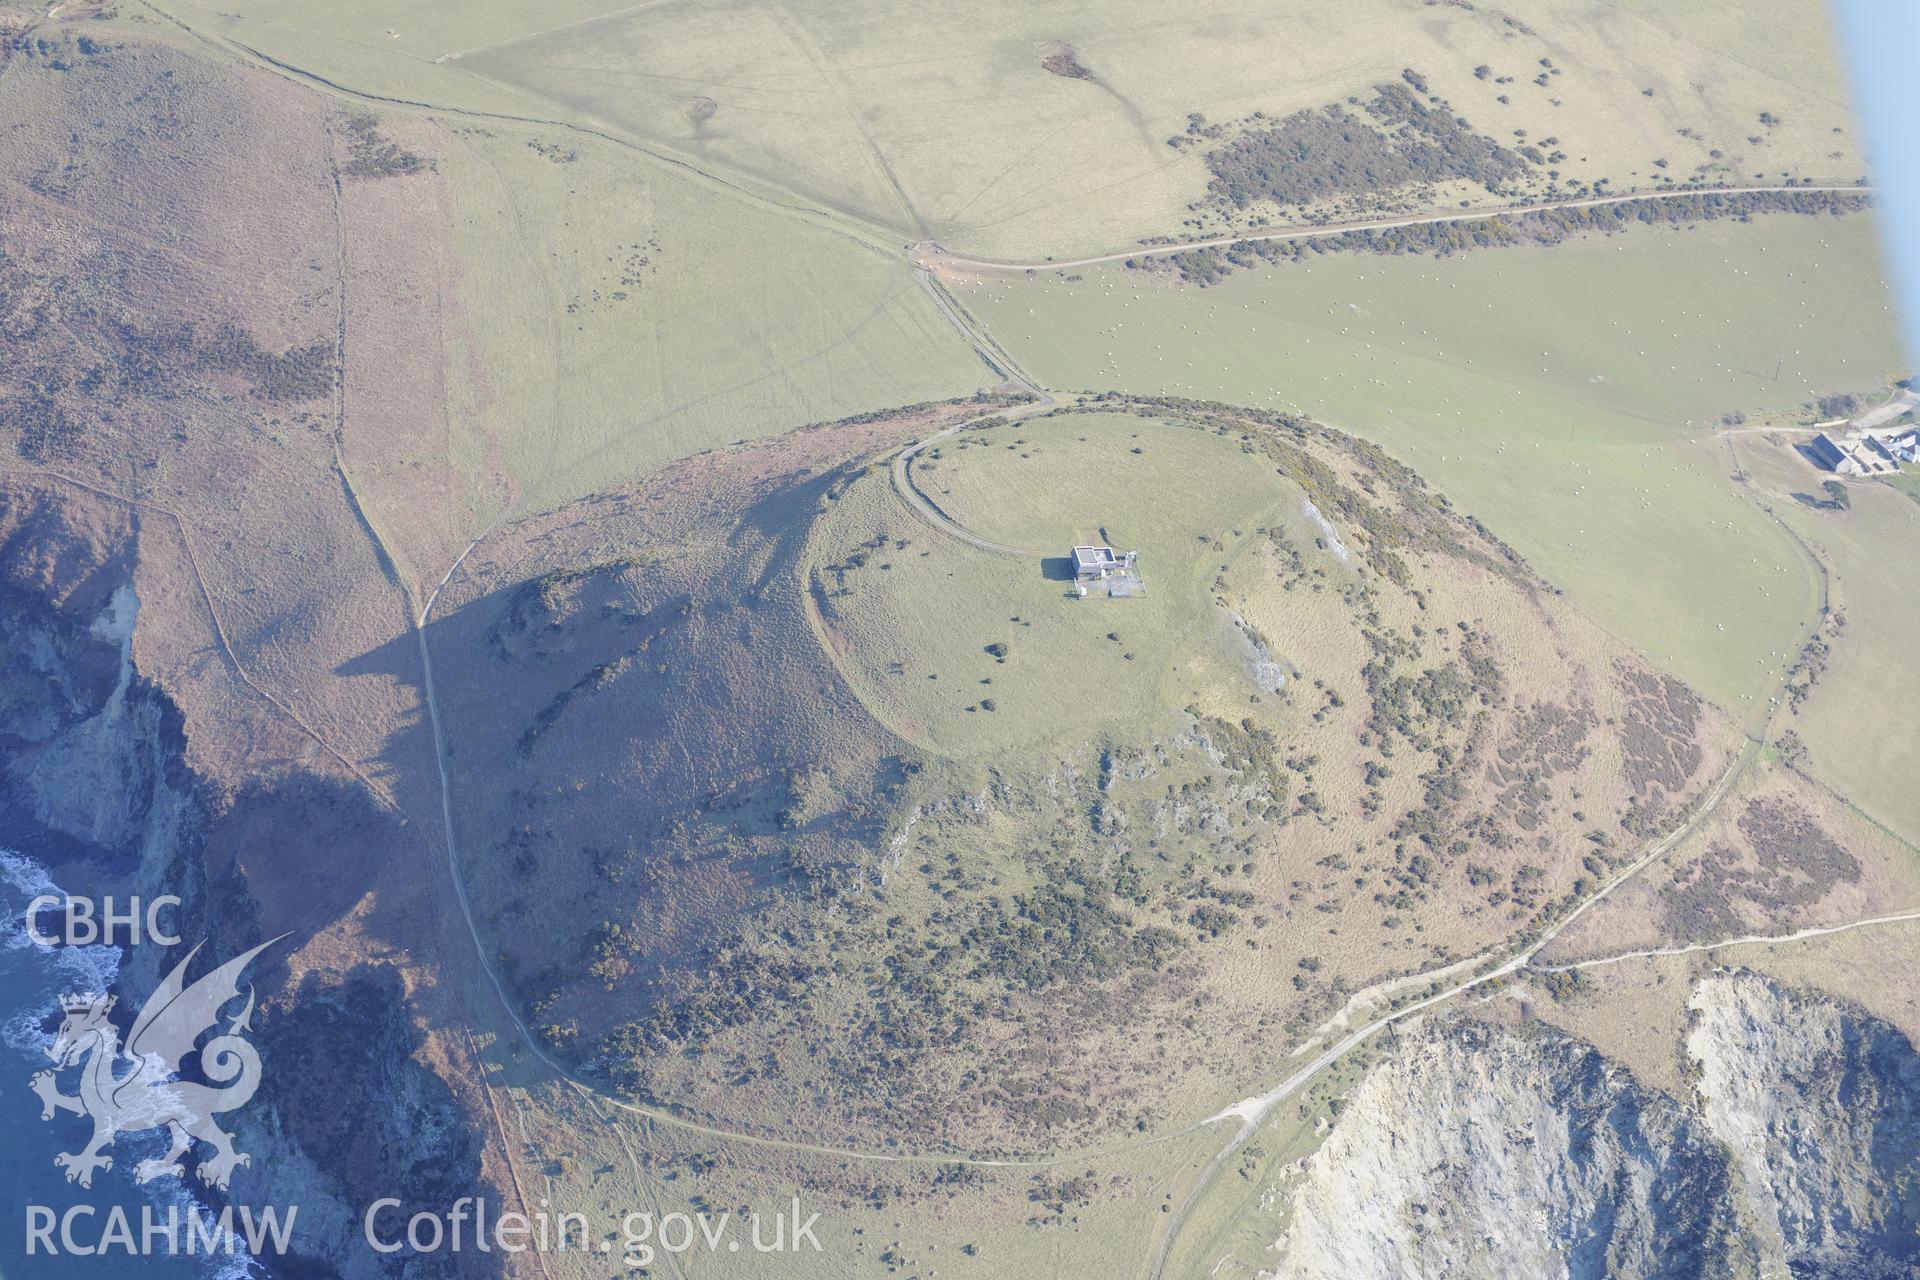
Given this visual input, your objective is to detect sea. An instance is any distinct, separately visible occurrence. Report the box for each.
[0,848,256,1280]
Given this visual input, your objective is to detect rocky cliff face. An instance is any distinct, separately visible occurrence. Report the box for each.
[0,514,487,1278]
[1273,973,1920,1279]
[1,574,193,855]
[1277,1021,1747,1280]
[1,579,207,991]
[1690,972,1920,1279]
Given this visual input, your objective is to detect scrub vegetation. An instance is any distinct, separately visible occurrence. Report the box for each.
[1135,188,1871,286]
[429,396,1731,1157]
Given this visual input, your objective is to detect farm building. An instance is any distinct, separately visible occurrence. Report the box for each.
[1807,433,1850,472]
[1807,430,1900,476]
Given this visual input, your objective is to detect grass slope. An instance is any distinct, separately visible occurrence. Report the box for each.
[435,123,983,513]
[152,0,1862,257]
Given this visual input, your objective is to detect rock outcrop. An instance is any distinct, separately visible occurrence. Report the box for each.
[1273,973,1920,1278]
[1690,972,1920,1279]
[1278,1021,1746,1279]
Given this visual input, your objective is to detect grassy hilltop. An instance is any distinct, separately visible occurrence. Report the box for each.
[424,394,1738,1158]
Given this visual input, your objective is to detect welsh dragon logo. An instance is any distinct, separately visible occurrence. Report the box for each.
[31,937,282,1190]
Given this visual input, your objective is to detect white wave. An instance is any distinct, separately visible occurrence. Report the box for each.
[1,846,257,1277]
[0,848,123,1052]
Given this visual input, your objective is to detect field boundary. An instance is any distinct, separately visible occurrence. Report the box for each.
[917,184,1875,275]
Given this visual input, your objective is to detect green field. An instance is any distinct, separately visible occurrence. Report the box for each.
[806,412,1315,758]
[150,0,1863,259]
[957,216,1905,709]
[1884,470,1920,504]
[432,124,983,513]
[1736,437,1920,845]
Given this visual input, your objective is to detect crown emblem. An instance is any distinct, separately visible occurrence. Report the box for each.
[35,937,284,1192]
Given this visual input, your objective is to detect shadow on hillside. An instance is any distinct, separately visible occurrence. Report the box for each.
[333,468,913,1107]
